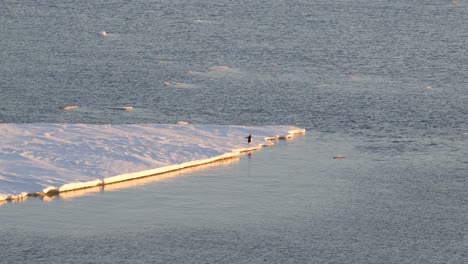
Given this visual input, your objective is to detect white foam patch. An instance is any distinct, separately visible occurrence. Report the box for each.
[0,124,305,201]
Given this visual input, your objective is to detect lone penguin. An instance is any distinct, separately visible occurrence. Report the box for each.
[246,134,252,143]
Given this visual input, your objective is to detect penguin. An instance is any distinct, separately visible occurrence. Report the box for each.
[246,134,252,143]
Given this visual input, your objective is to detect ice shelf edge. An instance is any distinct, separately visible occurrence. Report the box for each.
[0,128,305,202]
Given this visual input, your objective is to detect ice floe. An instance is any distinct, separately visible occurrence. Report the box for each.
[0,124,305,202]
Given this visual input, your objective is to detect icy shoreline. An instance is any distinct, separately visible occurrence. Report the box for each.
[0,124,305,202]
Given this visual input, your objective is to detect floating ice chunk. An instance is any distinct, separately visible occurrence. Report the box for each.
[208,66,231,71]
[109,106,133,111]
[333,155,347,159]
[164,82,195,88]
[6,192,29,201]
[164,82,182,86]
[62,105,79,110]
[192,19,209,23]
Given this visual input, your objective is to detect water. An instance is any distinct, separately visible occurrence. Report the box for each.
[1,0,467,263]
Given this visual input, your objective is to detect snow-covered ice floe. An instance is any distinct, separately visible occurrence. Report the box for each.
[0,124,305,202]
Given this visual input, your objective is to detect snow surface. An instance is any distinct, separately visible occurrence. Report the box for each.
[0,124,305,201]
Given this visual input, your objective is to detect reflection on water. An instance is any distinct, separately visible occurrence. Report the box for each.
[0,157,239,206]
[48,157,239,201]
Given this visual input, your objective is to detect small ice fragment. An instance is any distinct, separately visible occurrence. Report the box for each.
[333,155,347,159]
[192,19,208,23]
[109,106,133,111]
[208,66,231,71]
[62,105,79,110]
[8,192,29,201]
[165,82,188,87]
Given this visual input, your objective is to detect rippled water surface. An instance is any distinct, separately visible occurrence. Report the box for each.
[1,0,467,263]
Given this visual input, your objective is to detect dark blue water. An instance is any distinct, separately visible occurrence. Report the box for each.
[1,0,467,263]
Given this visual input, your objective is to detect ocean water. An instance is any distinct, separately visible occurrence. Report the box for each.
[0,0,467,263]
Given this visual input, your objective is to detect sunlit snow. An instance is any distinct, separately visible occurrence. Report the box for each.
[0,124,305,201]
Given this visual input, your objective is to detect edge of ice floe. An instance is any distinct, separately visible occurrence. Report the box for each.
[1,128,305,202]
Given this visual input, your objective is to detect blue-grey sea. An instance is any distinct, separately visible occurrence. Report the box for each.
[1,0,467,263]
